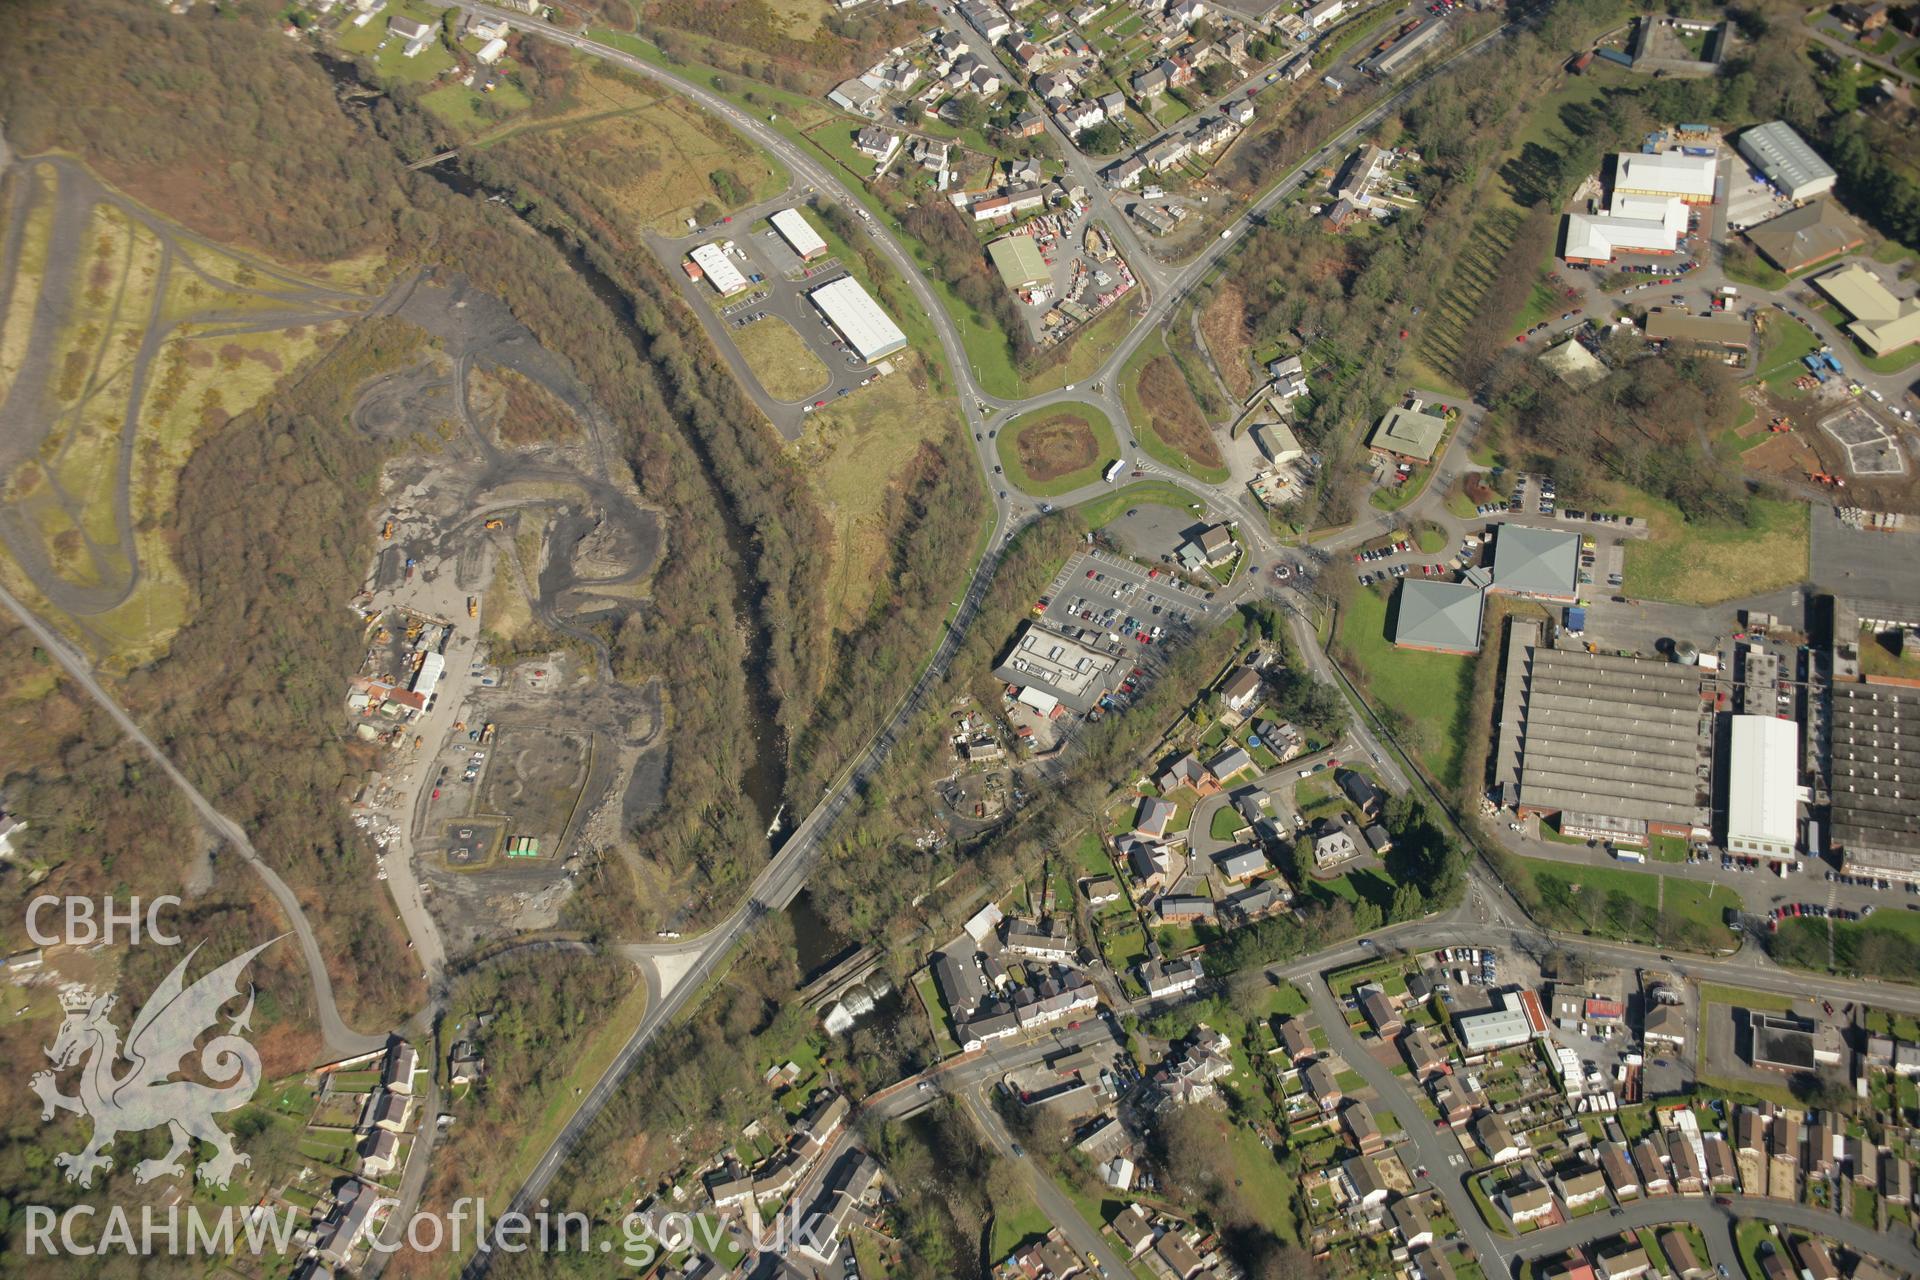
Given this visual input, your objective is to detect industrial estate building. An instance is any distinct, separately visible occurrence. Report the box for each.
[1827,680,1920,882]
[1612,150,1718,203]
[1742,200,1865,273]
[1367,403,1448,462]
[992,621,1118,716]
[770,207,828,261]
[1392,580,1486,654]
[1726,714,1799,859]
[1747,1012,1844,1072]
[1489,525,1580,603]
[1811,264,1920,356]
[987,233,1050,291]
[412,651,445,705]
[1644,309,1752,351]
[1496,630,1712,842]
[1736,121,1837,203]
[687,242,749,296]
[807,276,909,362]
[1455,989,1546,1056]
[1562,194,1688,265]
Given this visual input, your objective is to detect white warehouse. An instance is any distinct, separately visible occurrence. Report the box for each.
[1726,713,1799,859]
[770,207,828,261]
[688,242,748,296]
[807,275,908,362]
[1613,150,1718,204]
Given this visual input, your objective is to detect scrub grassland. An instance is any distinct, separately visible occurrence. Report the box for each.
[471,62,787,234]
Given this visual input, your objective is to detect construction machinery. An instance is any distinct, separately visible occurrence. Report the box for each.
[484,518,505,530]
[467,596,478,618]
[1808,471,1847,489]
[382,519,395,540]
[1767,417,1792,433]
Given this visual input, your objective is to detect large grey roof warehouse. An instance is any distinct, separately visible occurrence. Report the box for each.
[1503,639,1711,835]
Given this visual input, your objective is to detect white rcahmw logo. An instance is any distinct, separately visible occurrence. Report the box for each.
[31,938,277,1189]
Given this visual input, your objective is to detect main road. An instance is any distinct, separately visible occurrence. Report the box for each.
[454,531,1012,1275]
[440,0,1521,543]
[422,1,1551,1266]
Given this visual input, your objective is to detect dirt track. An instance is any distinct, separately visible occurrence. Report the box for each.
[0,154,369,628]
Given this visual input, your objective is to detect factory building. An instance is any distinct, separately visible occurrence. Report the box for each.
[1612,150,1718,203]
[1726,714,1799,859]
[1496,632,1712,842]
[1828,680,1920,882]
[1489,525,1580,603]
[770,208,829,261]
[1562,194,1688,264]
[687,242,749,295]
[1391,580,1485,654]
[1736,121,1837,203]
[807,276,908,362]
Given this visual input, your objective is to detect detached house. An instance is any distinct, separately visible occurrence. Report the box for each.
[388,15,434,56]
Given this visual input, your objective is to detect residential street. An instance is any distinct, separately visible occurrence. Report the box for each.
[1304,967,1512,1272]
[962,1087,1142,1280]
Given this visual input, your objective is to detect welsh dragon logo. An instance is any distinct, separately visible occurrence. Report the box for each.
[31,938,276,1189]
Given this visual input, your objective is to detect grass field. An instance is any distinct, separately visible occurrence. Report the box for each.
[1072,479,1207,529]
[996,402,1121,495]
[296,1131,359,1167]
[734,317,828,401]
[989,1184,1052,1257]
[1754,315,1823,387]
[488,64,784,234]
[789,352,968,632]
[914,969,960,1057]
[421,79,535,134]
[1621,488,1809,605]
[1022,295,1141,396]
[1121,335,1230,484]
[1518,856,1738,951]
[1223,1122,1302,1244]
[1333,585,1471,788]
[1697,983,1793,1013]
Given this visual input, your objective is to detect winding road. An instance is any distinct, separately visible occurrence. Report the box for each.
[0,577,387,1060]
[405,5,1605,1271]
[9,8,1914,1277]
